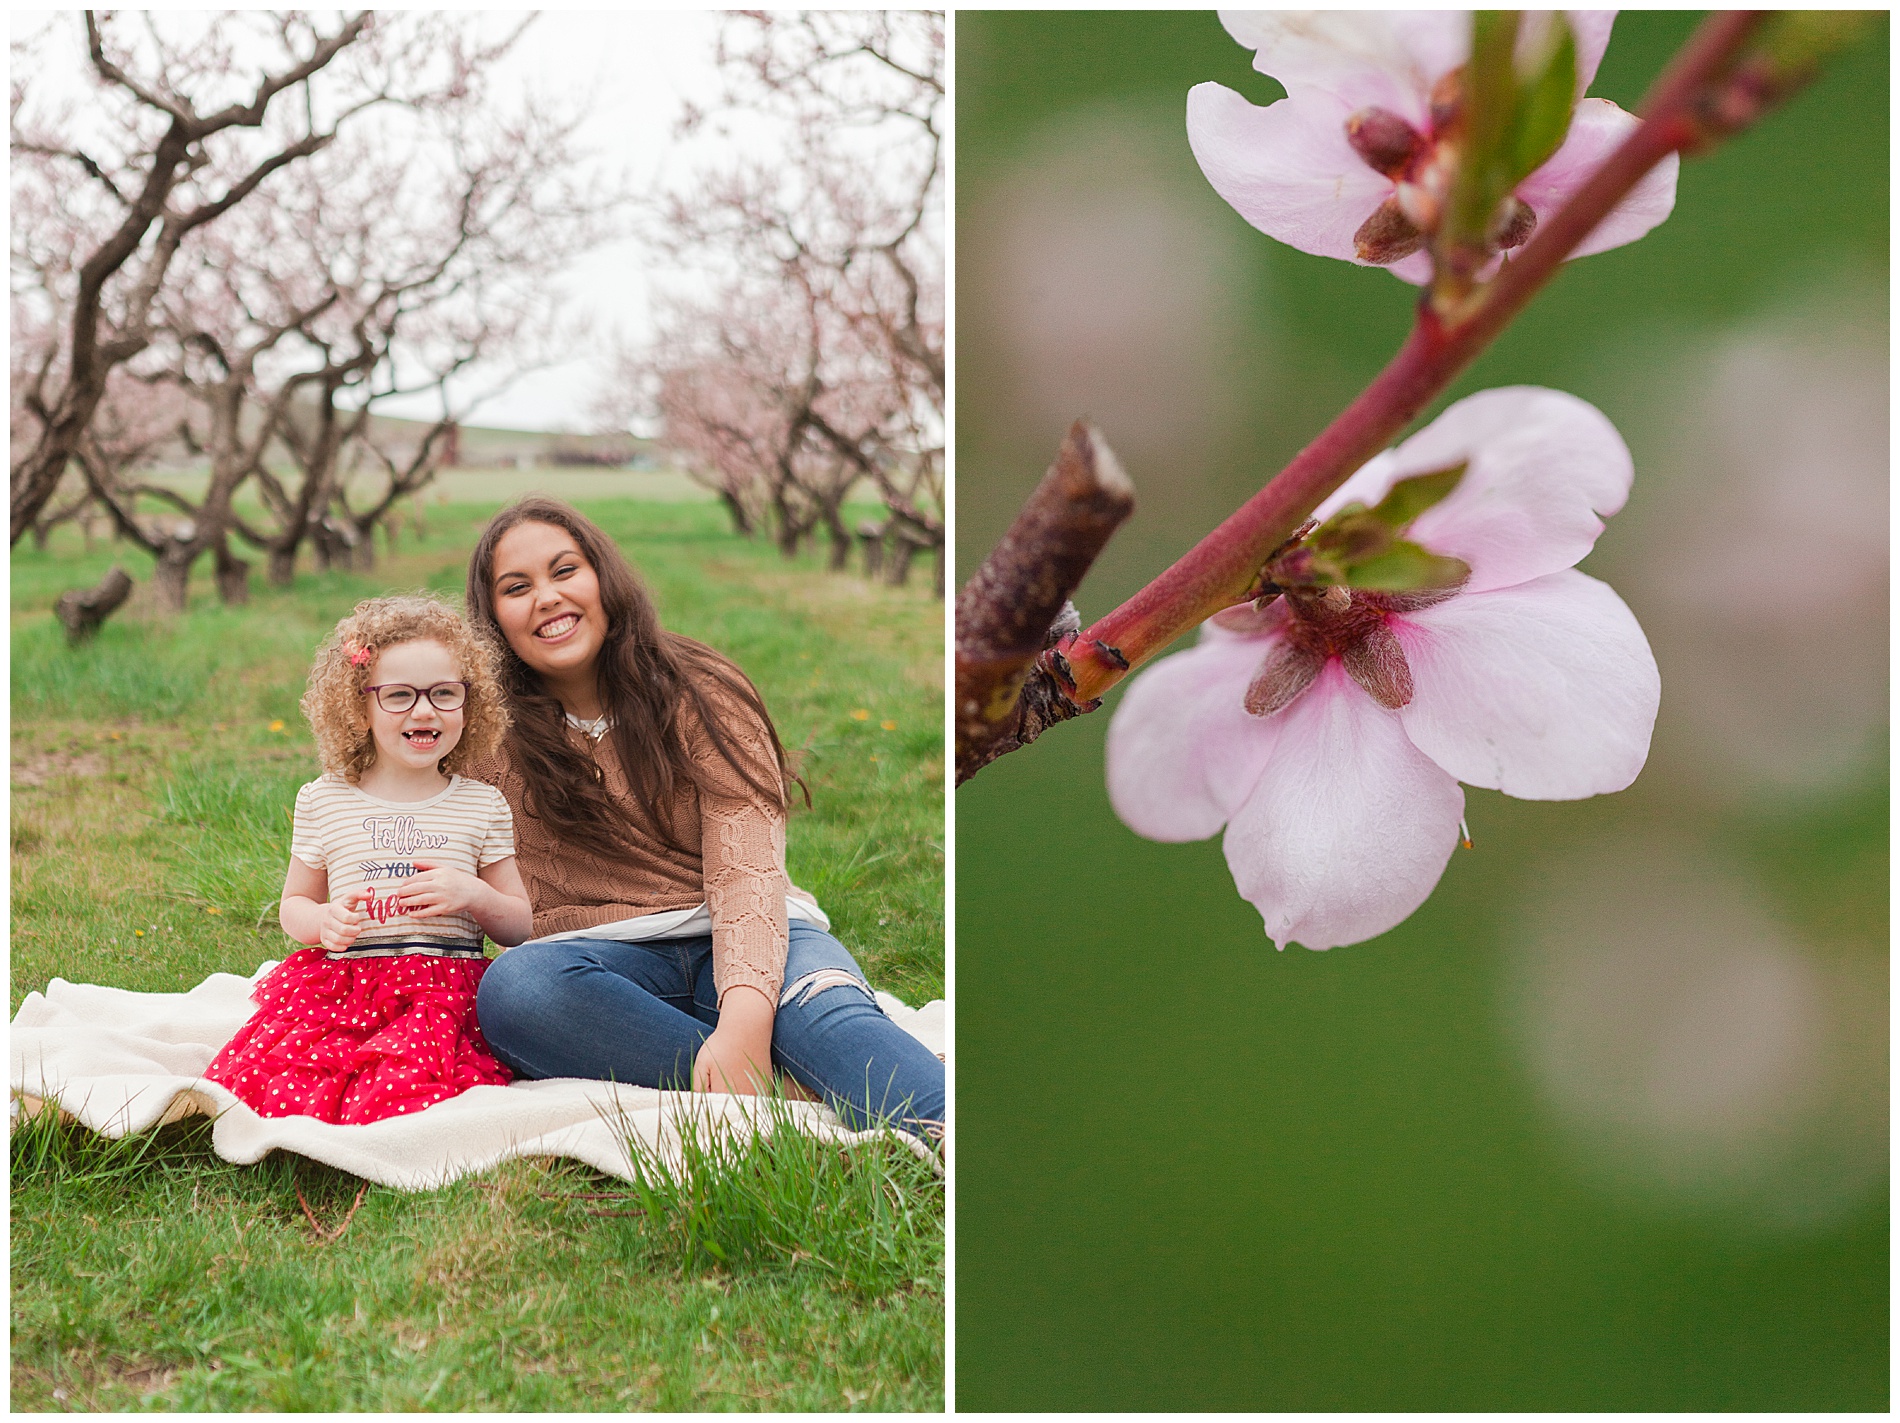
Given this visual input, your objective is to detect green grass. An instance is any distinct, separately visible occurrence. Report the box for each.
[11,499,944,1411]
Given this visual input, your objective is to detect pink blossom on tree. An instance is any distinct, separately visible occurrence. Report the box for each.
[1187,10,1680,283]
[622,11,943,578]
[1104,387,1660,950]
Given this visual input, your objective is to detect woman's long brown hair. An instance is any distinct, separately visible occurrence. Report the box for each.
[466,497,800,855]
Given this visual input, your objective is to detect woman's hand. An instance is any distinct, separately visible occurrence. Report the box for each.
[318,890,368,954]
[693,985,776,1095]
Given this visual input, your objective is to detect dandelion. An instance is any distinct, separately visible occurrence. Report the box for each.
[881,719,898,731]
[269,719,286,732]
[851,709,871,721]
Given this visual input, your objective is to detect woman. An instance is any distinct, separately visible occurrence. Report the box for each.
[465,497,944,1140]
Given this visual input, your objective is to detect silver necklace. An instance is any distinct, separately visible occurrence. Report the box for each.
[565,712,611,741]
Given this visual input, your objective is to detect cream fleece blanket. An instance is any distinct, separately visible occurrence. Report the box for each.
[9,964,944,1189]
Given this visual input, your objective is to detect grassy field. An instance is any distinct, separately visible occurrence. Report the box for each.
[10,496,946,1411]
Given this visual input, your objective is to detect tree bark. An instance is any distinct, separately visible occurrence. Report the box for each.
[718,488,755,537]
[54,566,135,644]
[823,505,852,571]
[858,517,888,578]
[213,538,251,605]
[954,422,1135,784]
[152,542,194,612]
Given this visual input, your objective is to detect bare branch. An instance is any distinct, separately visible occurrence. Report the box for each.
[955,423,1135,783]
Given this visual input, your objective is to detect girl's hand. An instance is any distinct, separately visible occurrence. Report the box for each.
[693,985,776,1096]
[319,890,368,954]
[396,862,485,920]
[391,857,534,948]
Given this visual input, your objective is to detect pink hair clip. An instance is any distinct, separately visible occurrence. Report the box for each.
[347,644,374,668]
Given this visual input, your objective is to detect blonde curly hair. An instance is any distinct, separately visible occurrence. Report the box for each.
[301,594,509,783]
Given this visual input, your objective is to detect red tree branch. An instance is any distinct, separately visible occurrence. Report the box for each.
[1056,10,1770,705]
[956,10,1859,781]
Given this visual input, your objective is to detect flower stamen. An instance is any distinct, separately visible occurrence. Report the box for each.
[1341,621,1414,708]
[1244,642,1325,716]
[1355,197,1427,265]
[1496,196,1537,250]
[1341,66,1545,271]
[1345,106,1425,177]
[1243,577,1468,719]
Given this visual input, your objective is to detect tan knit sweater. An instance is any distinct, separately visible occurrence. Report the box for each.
[471,675,794,1005]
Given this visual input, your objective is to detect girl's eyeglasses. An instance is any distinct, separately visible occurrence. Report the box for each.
[362,681,469,714]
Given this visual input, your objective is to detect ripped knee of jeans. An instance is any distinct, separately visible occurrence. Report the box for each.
[779,967,875,1010]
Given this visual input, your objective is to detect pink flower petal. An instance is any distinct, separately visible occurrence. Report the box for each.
[1395,569,1660,799]
[1222,662,1464,950]
[1217,11,1468,125]
[1106,633,1281,842]
[1316,387,1633,593]
[1386,249,1436,286]
[1187,82,1392,263]
[1561,11,1618,94]
[1516,98,1679,257]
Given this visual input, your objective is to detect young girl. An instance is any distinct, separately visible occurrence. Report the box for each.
[204,595,533,1124]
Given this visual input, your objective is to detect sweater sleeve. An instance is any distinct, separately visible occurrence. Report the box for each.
[685,692,791,1007]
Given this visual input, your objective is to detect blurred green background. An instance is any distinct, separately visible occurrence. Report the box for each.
[955,11,1886,1412]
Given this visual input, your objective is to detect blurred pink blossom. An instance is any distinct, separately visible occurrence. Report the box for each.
[1106,387,1660,950]
[1187,10,1679,282]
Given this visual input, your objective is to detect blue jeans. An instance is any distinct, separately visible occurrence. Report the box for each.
[476,923,944,1138]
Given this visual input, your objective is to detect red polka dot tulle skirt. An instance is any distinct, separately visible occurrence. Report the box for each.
[203,949,512,1124]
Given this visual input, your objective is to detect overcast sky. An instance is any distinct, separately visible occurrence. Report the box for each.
[388,10,730,433]
[11,10,738,435]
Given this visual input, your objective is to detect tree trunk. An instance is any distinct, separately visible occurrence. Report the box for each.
[824,507,852,571]
[887,522,940,591]
[858,518,888,579]
[152,545,195,612]
[718,489,754,537]
[312,521,352,572]
[12,427,90,544]
[888,540,915,587]
[268,546,298,587]
[54,566,135,644]
[214,539,251,606]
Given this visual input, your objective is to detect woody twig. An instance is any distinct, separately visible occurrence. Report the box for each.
[954,422,1133,784]
[954,10,1863,784]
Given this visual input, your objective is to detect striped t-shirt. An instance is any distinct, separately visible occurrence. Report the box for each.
[289,774,516,958]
